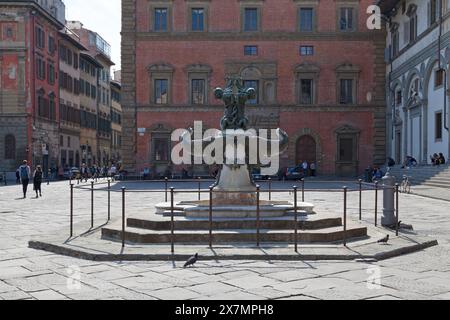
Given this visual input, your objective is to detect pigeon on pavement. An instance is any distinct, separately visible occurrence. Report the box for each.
[377,235,390,244]
[184,253,199,268]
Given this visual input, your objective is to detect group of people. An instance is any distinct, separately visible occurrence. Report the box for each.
[16,160,42,199]
[430,153,446,166]
[80,163,119,181]
[301,161,317,177]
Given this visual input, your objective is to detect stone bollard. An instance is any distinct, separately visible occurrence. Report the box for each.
[381,169,396,226]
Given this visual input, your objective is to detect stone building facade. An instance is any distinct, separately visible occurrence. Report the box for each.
[68,21,115,167]
[110,80,122,164]
[123,0,387,177]
[0,0,64,176]
[381,0,450,165]
[58,29,86,169]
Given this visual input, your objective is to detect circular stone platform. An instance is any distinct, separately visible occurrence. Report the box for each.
[155,200,315,218]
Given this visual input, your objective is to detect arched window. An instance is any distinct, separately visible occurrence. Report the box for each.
[4,134,16,160]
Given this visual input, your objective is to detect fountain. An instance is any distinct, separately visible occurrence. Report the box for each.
[155,77,315,218]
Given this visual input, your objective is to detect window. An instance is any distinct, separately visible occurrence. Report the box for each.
[67,137,71,148]
[436,111,443,140]
[339,138,354,162]
[73,54,79,69]
[153,137,170,162]
[430,0,440,25]
[48,36,56,55]
[300,46,314,56]
[154,8,168,31]
[244,80,259,104]
[339,7,354,31]
[4,134,16,160]
[191,8,204,31]
[244,45,258,56]
[191,79,206,105]
[155,79,169,104]
[392,30,399,56]
[35,26,45,49]
[340,79,354,104]
[300,79,313,104]
[60,135,64,147]
[435,69,445,88]
[244,8,258,31]
[299,8,314,31]
[409,14,417,42]
[47,63,55,85]
[36,57,46,80]
[396,90,402,105]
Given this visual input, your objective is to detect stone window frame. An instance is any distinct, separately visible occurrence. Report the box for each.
[148,0,174,33]
[225,61,278,105]
[293,0,319,32]
[336,63,361,105]
[294,63,320,105]
[186,0,210,32]
[239,0,264,33]
[149,123,173,164]
[185,64,212,105]
[336,0,359,32]
[147,63,175,105]
[240,66,263,105]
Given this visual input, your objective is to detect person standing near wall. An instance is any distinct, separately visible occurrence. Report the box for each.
[18,160,31,199]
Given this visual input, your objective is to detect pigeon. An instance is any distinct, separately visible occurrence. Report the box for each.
[184,253,199,268]
[377,235,390,244]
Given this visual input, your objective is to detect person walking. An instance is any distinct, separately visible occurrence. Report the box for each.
[33,165,43,198]
[18,160,31,198]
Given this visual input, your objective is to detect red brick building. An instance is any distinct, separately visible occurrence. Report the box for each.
[0,0,65,175]
[121,0,387,177]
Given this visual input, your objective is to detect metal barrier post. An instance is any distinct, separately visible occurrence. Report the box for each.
[396,183,400,237]
[301,178,305,202]
[343,186,348,246]
[3,172,7,186]
[209,186,213,248]
[122,187,126,248]
[107,180,111,222]
[170,187,175,254]
[70,183,74,237]
[375,181,379,227]
[47,170,50,185]
[91,181,94,229]
[268,178,272,201]
[165,177,168,202]
[294,186,298,253]
[256,185,261,247]
[359,179,363,221]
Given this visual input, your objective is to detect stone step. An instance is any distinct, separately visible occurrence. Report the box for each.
[127,216,342,231]
[422,182,450,189]
[101,225,368,244]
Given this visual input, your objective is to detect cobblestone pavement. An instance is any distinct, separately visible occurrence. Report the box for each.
[0,179,449,300]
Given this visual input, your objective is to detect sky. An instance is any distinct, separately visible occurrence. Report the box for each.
[64,0,122,71]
